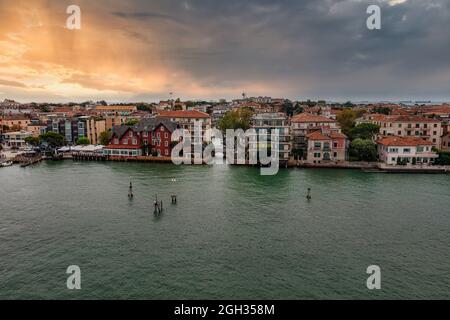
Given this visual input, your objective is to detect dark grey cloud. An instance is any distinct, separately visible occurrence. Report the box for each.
[112,11,182,24]
[111,0,449,101]
[25,0,445,102]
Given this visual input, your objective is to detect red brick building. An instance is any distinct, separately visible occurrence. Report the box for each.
[103,118,178,157]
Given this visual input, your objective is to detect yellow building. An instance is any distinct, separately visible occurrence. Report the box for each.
[85,117,106,145]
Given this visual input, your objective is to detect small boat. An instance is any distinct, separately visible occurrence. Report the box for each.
[0,161,13,167]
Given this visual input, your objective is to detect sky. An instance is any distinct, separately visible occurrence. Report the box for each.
[0,0,449,103]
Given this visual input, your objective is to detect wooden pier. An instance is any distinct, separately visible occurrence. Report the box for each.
[14,155,43,167]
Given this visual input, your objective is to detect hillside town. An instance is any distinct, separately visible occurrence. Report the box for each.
[1,97,450,172]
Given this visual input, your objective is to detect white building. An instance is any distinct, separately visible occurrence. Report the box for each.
[377,136,438,165]
[250,113,292,163]
[1,131,32,149]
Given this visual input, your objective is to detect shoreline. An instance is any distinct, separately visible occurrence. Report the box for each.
[4,152,449,174]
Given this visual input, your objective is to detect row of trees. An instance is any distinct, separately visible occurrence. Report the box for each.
[218,109,254,131]
[23,131,112,148]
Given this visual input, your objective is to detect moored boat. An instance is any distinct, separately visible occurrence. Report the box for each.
[0,160,13,167]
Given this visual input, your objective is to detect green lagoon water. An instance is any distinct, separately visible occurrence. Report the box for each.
[0,161,449,299]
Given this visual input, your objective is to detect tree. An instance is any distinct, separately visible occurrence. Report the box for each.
[218,109,254,132]
[136,103,152,112]
[99,131,112,146]
[337,108,358,135]
[76,137,90,145]
[434,151,450,165]
[125,119,139,126]
[349,138,378,162]
[282,101,294,117]
[10,124,21,131]
[293,103,304,115]
[24,136,40,146]
[343,101,354,108]
[40,132,64,147]
[39,105,50,112]
[372,107,391,115]
[348,123,380,140]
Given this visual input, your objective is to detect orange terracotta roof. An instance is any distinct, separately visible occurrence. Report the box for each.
[330,131,347,139]
[366,114,388,121]
[377,136,434,147]
[291,113,335,123]
[157,110,210,119]
[54,107,74,113]
[421,106,450,115]
[389,115,441,123]
[306,131,330,140]
[365,114,441,123]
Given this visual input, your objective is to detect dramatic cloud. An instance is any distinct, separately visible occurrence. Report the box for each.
[0,0,449,102]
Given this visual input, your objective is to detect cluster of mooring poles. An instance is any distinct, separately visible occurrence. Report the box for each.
[127,178,177,215]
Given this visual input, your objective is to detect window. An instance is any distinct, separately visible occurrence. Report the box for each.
[165,133,168,138]
[333,152,337,157]
[114,138,119,144]
[403,148,411,153]
[123,139,128,145]
[129,131,133,137]
[398,131,401,135]
[165,150,169,156]
[392,157,396,162]
[132,138,137,145]
[433,131,437,135]
[333,142,338,148]
[417,146,424,152]
[415,123,419,128]
[314,142,321,148]
[164,141,168,147]
[143,132,148,137]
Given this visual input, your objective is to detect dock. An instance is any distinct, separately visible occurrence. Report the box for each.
[14,155,44,167]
